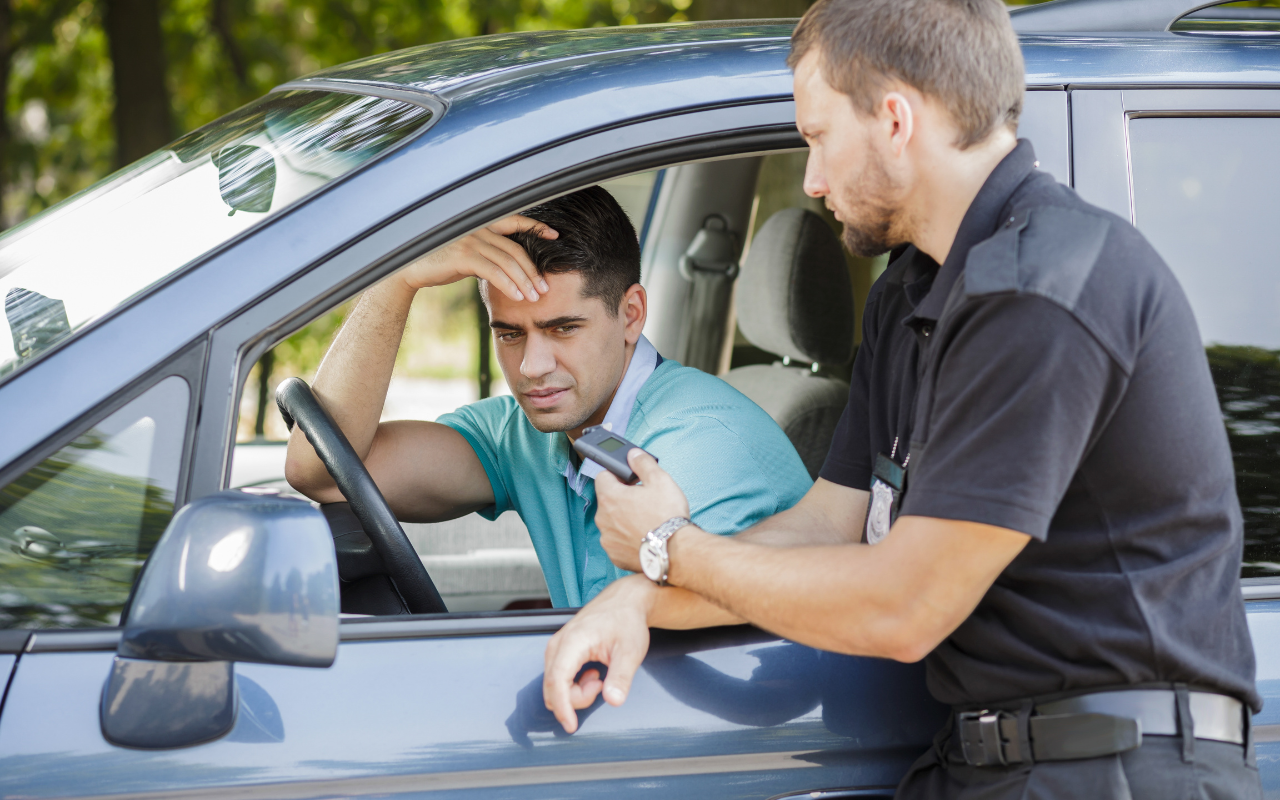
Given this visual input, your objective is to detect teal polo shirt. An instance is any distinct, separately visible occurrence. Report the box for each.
[438,358,812,608]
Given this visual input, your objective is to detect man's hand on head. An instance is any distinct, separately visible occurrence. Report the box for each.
[398,214,557,301]
[595,449,691,573]
[543,575,655,734]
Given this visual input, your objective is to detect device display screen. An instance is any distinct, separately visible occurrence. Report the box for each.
[598,437,627,452]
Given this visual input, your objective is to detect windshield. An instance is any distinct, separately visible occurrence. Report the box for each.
[0,89,435,382]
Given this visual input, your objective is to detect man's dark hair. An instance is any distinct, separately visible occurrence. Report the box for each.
[506,186,641,316]
[789,0,1024,149]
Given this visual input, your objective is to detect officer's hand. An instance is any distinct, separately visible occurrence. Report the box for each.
[595,449,691,573]
[544,576,653,734]
[398,215,556,301]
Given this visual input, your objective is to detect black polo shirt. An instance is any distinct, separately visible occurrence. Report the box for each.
[821,140,1259,712]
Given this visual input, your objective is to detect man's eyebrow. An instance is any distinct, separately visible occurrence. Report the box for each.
[534,315,588,329]
[489,315,589,331]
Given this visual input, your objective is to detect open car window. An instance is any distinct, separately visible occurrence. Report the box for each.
[0,90,436,385]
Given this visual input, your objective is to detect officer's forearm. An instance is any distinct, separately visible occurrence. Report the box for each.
[734,479,867,547]
[665,515,1029,661]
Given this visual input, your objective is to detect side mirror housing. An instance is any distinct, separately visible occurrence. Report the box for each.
[102,491,338,749]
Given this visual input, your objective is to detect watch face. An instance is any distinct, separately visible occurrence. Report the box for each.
[639,542,664,582]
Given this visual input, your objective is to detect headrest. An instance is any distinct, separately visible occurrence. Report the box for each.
[737,208,854,367]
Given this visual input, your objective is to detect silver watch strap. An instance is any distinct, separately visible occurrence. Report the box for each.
[646,516,692,544]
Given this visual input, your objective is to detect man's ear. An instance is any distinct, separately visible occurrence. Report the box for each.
[881,90,916,158]
[621,284,646,345]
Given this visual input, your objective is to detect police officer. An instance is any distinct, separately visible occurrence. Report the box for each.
[541,0,1261,796]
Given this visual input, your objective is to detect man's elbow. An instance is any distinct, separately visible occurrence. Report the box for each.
[283,441,329,497]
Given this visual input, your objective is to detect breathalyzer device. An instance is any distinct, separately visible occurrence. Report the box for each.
[572,425,655,485]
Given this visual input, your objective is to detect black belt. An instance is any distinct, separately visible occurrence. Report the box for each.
[955,689,1246,767]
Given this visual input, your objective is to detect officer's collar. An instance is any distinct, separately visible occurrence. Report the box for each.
[904,139,1039,328]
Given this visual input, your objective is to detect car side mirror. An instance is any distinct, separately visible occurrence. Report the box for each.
[215,144,276,215]
[101,491,338,749]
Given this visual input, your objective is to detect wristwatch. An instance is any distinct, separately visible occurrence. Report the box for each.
[639,516,692,585]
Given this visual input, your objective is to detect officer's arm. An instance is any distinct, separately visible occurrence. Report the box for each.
[543,454,1025,733]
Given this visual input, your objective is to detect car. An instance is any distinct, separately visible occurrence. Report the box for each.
[1,0,1279,797]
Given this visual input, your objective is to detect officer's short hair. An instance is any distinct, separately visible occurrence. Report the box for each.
[789,0,1025,149]
[504,186,640,317]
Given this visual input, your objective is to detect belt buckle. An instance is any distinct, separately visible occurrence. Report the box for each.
[958,709,1012,767]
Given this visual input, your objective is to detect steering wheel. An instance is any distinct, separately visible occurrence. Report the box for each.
[275,377,447,614]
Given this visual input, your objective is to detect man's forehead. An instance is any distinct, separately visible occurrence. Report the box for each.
[487,272,606,328]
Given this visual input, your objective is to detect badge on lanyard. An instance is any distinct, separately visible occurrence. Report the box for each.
[865,438,908,545]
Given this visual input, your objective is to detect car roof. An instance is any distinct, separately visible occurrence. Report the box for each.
[287,16,1280,107]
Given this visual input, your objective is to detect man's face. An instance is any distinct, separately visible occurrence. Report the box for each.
[487,271,642,436]
[794,51,911,257]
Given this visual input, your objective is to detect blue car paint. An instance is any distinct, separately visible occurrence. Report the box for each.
[0,629,945,798]
[0,21,1276,800]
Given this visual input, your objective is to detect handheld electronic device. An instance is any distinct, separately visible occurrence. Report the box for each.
[572,425,654,485]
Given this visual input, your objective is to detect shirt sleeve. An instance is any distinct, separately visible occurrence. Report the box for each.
[643,415,811,536]
[436,397,516,521]
[819,289,878,489]
[900,294,1122,540]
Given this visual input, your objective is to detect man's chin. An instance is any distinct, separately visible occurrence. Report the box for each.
[517,401,591,434]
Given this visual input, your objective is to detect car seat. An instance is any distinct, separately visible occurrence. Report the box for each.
[724,208,855,479]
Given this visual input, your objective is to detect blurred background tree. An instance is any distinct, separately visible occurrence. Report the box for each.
[0,0,1090,439]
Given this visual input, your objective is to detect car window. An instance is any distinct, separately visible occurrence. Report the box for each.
[0,376,189,628]
[0,90,435,386]
[1129,116,1280,578]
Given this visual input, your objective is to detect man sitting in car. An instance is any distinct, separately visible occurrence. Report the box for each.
[283,186,812,607]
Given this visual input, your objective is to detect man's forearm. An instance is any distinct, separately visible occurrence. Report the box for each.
[285,277,415,494]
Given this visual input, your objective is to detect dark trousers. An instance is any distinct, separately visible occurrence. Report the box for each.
[896,716,1261,800]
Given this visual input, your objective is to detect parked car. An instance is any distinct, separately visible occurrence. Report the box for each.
[2,0,1280,797]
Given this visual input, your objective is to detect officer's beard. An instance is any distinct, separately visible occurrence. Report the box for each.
[837,150,911,259]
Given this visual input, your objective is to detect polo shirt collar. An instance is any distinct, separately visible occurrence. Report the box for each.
[563,334,660,496]
[905,139,1039,327]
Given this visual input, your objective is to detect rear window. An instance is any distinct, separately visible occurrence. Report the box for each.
[1128,115,1280,578]
[0,89,435,384]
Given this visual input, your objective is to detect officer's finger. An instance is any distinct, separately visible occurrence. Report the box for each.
[594,469,623,497]
[487,214,559,240]
[602,638,646,707]
[626,448,666,485]
[476,229,548,296]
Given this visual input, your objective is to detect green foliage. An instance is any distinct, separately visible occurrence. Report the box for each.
[1206,344,1280,576]
[1,0,693,227]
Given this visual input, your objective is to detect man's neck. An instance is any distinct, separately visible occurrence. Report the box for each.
[567,338,638,442]
[909,130,1018,266]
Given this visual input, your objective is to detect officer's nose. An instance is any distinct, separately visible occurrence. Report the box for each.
[803,152,828,199]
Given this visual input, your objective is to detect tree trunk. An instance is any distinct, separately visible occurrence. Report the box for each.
[103,0,173,168]
[253,350,274,440]
[0,0,11,231]
[475,286,491,400]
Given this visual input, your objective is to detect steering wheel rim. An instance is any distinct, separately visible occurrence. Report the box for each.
[275,377,447,614]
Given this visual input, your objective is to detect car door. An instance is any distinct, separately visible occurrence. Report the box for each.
[0,97,947,800]
[1072,85,1280,791]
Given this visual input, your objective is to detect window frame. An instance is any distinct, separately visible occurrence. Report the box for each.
[0,338,206,632]
[191,101,801,628]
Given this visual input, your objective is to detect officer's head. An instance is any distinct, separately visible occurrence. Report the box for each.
[480,186,645,436]
[789,0,1025,257]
